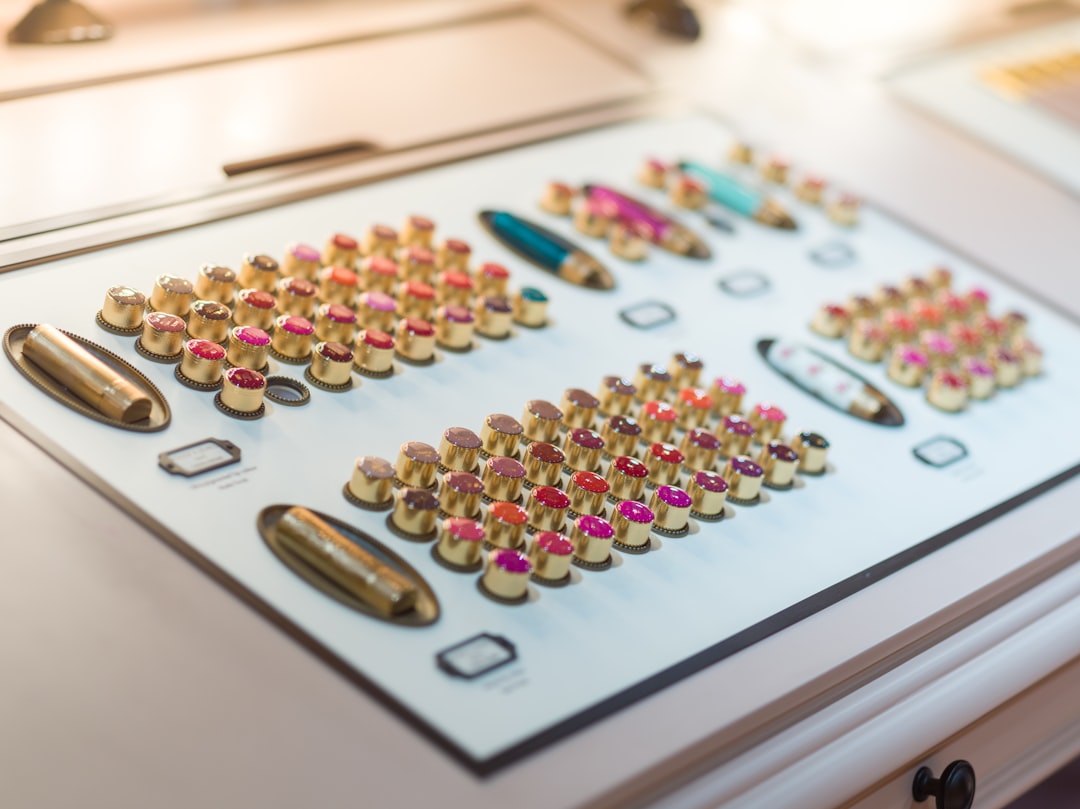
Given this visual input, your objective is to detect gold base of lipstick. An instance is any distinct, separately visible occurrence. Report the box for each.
[540,181,575,216]
[195,264,237,303]
[149,275,193,316]
[348,456,395,505]
[239,254,280,292]
[101,287,146,330]
[188,300,231,342]
[608,222,649,261]
[179,341,225,385]
[528,535,573,580]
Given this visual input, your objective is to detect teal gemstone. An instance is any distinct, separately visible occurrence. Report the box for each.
[520,287,547,302]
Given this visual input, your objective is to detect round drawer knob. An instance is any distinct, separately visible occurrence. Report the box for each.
[912,761,975,809]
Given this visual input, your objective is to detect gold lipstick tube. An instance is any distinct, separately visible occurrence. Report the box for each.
[23,324,152,423]
[275,506,417,616]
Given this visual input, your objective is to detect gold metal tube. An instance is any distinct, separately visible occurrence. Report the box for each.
[275,506,417,616]
[23,324,152,423]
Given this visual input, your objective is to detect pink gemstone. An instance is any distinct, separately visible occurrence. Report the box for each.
[278,316,314,336]
[146,312,185,332]
[753,403,786,423]
[445,517,485,542]
[444,471,484,495]
[186,339,225,360]
[288,243,320,263]
[318,341,353,363]
[693,470,728,493]
[824,304,848,319]
[616,500,654,524]
[240,289,276,309]
[655,485,692,508]
[766,442,798,462]
[445,239,471,255]
[937,370,966,389]
[963,357,993,376]
[967,287,990,306]
[534,531,573,556]
[441,305,473,324]
[402,317,434,337]
[405,246,434,265]
[233,326,270,346]
[714,377,746,395]
[576,514,614,539]
[585,197,617,218]
[361,329,394,350]
[492,548,531,574]
[321,304,356,324]
[613,455,648,478]
[408,215,434,233]
[921,331,955,356]
[532,486,570,509]
[403,442,439,464]
[858,321,887,341]
[527,399,563,421]
[897,345,929,367]
[978,315,1008,340]
[949,324,981,350]
[937,292,968,317]
[487,456,525,479]
[729,457,763,477]
[685,429,721,450]
[885,311,917,337]
[569,428,604,450]
[225,367,266,390]
[482,297,512,314]
[723,415,755,437]
[444,427,481,450]
[361,291,396,312]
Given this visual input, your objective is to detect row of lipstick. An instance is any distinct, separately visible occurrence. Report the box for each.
[810,268,1041,412]
[343,356,831,603]
[474,147,859,294]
